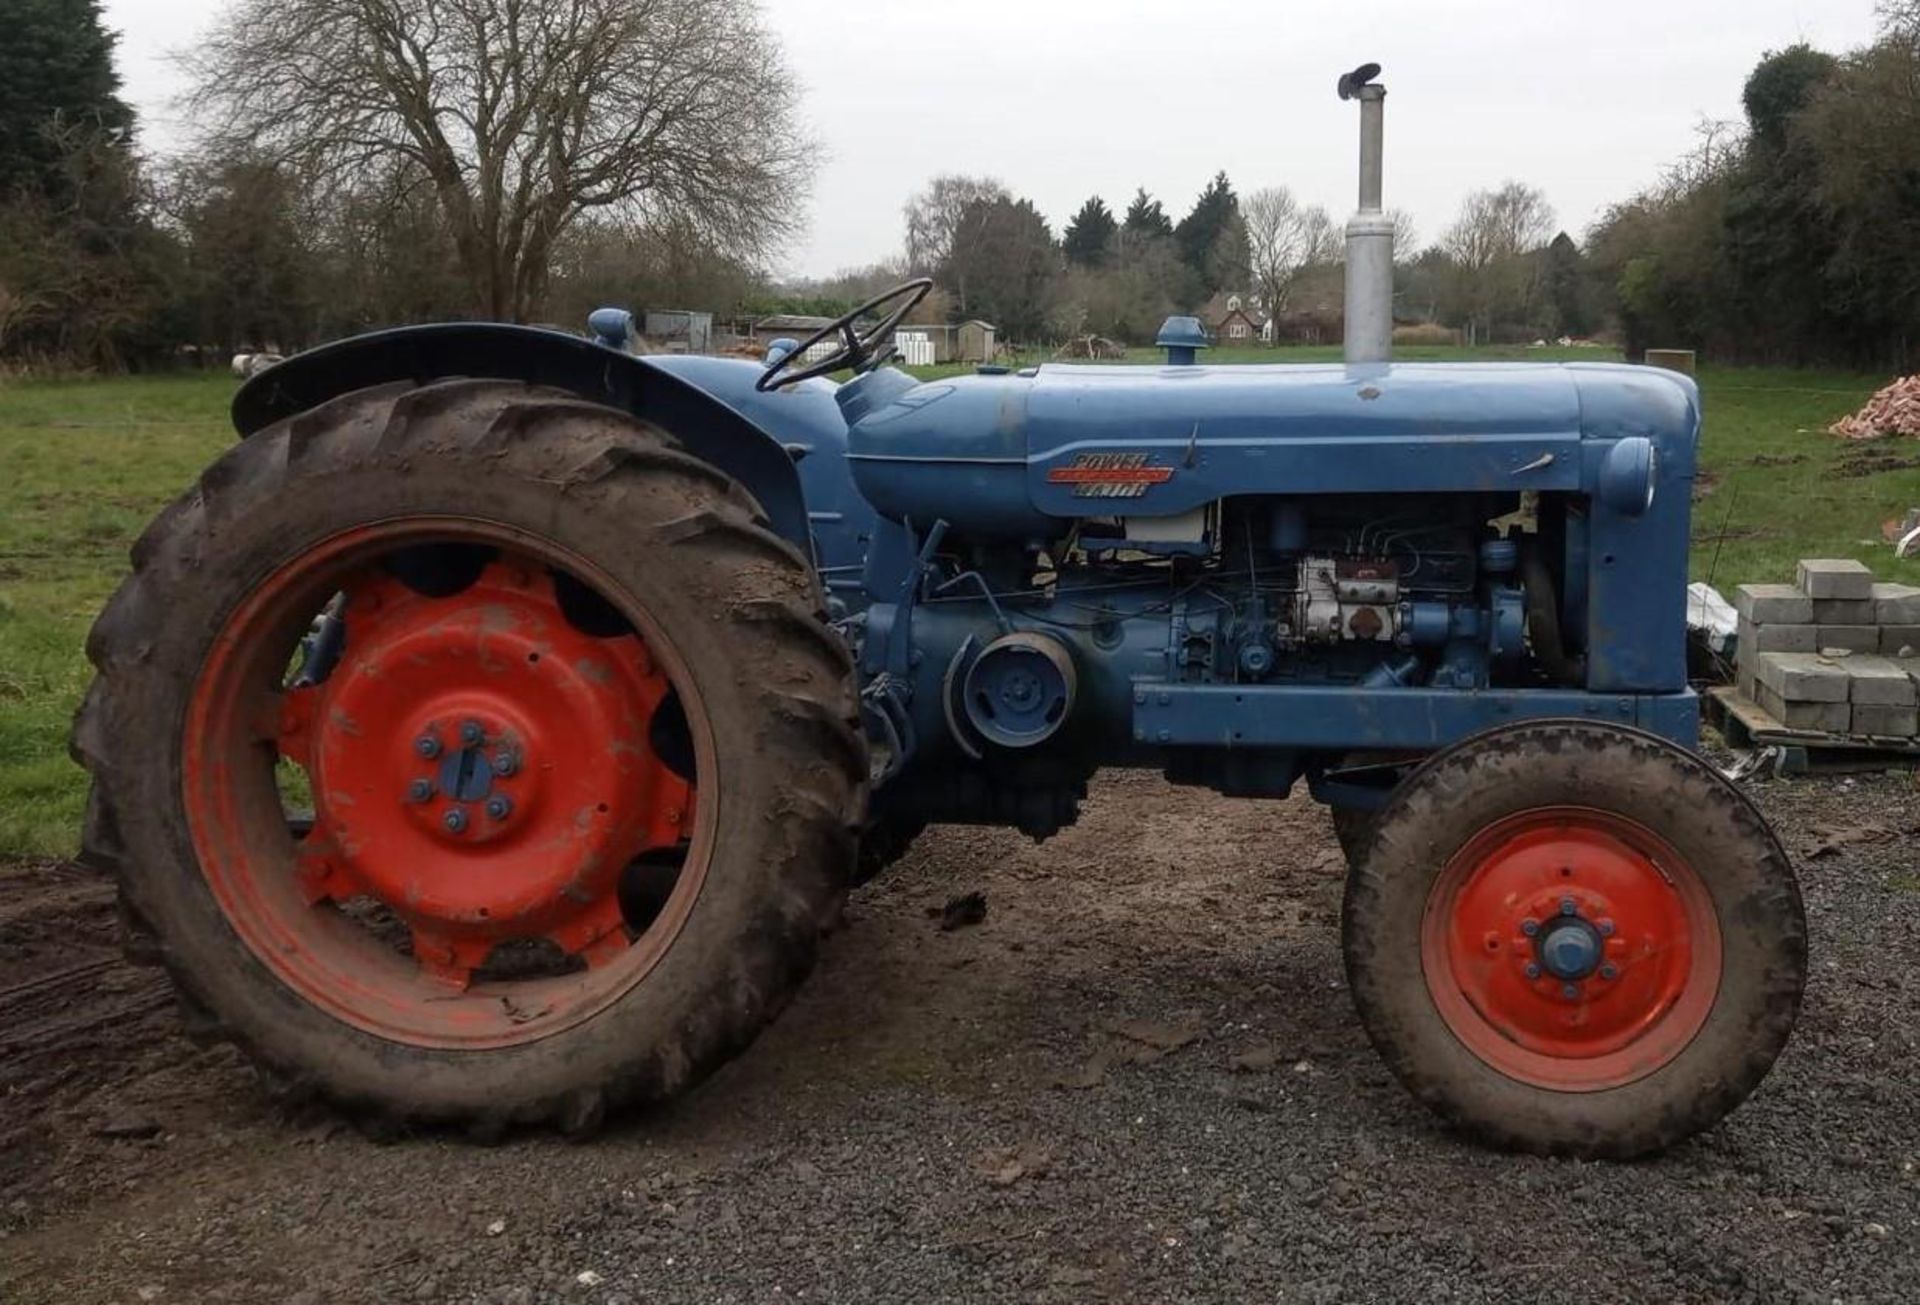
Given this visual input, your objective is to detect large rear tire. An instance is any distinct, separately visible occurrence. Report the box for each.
[72,379,865,1135]
[1343,720,1804,1158]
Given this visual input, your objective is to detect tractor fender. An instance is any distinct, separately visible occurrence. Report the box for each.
[231,323,841,551]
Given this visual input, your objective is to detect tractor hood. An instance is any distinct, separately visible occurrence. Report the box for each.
[844,361,1699,537]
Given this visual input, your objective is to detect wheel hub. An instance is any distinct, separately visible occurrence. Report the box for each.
[410,716,521,842]
[1422,807,1722,1091]
[1537,916,1603,981]
[278,560,693,987]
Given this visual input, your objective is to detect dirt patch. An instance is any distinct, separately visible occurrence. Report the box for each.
[1691,468,1722,502]
[1837,450,1920,479]
[0,862,264,1238]
[1,770,1916,1302]
[1747,453,1811,468]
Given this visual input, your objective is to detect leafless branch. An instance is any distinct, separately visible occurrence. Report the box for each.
[186,0,811,320]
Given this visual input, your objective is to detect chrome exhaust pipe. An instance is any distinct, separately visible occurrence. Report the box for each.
[1339,63,1393,366]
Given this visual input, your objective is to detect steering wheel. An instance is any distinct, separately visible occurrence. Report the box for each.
[756,278,935,392]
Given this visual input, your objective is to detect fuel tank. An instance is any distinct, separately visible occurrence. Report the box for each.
[842,361,1698,538]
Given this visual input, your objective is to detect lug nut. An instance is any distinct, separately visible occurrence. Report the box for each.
[485,796,513,821]
[1597,919,1615,937]
[460,719,486,746]
[492,748,519,777]
[443,808,469,835]
[1524,962,1542,979]
[407,779,433,804]
[1559,896,1577,916]
[1520,918,1540,937]
[415,734,442,759]
[1561,983,1580,1000]
[1600,963,1619,980]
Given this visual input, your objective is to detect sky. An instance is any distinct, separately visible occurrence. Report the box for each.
[102,0,1884,280]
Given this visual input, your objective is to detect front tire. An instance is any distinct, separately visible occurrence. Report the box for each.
[72,379,865,1134]
[1343,720,1804,1158]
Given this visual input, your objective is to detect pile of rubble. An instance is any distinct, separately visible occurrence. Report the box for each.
[1829,375,1920,440]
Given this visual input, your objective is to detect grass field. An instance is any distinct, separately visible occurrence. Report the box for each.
[1,351,1912,859]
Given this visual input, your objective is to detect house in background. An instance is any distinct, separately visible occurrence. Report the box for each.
[1204,292,1272,345]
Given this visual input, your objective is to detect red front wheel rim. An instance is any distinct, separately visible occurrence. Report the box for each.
[1420,807,1721,1092]
[183,520,712,1050]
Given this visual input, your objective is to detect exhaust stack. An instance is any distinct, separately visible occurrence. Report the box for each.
[1339,63,1393,366]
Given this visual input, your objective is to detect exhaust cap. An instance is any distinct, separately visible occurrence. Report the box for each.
[1337,63,1382,100]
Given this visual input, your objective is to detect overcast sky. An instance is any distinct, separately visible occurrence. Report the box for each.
[102,0,1883,280]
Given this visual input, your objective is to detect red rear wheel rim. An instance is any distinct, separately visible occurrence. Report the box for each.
[183,520,712,1049]
[1420,807,1720,1091]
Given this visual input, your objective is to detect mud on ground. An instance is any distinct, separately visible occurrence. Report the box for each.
[1,769,1916,1303]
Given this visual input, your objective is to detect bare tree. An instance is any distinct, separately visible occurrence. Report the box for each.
[1243,186,1337,317]
[187,0,810,322]
[0,120,164,369]
[903,174,1009,306]
[1301,207,1339,266]
[1879,0,1920,42]
[1442,182,1556,344]
[1658,118,1745,198]
[1387,207,1420,265]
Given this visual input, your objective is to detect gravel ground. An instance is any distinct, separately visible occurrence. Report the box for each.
[1,765,1916,1303]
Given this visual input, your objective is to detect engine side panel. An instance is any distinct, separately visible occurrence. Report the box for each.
[844,360,1697,695]
[1024,362,1587,514]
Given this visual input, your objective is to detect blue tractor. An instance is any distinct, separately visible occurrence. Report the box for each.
[73,67,1803,1156]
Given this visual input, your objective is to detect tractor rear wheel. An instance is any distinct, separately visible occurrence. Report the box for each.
[72,379,865,1135]
[1343,720,1804,1158]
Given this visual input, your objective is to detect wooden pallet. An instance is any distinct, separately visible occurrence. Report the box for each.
[1705,685,1920,774]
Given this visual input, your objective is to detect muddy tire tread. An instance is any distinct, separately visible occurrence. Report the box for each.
[74,378,866,1136]
[1342,718,1806,1159]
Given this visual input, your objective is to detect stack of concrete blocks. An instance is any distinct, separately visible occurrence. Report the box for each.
[1735,559,1920,738]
